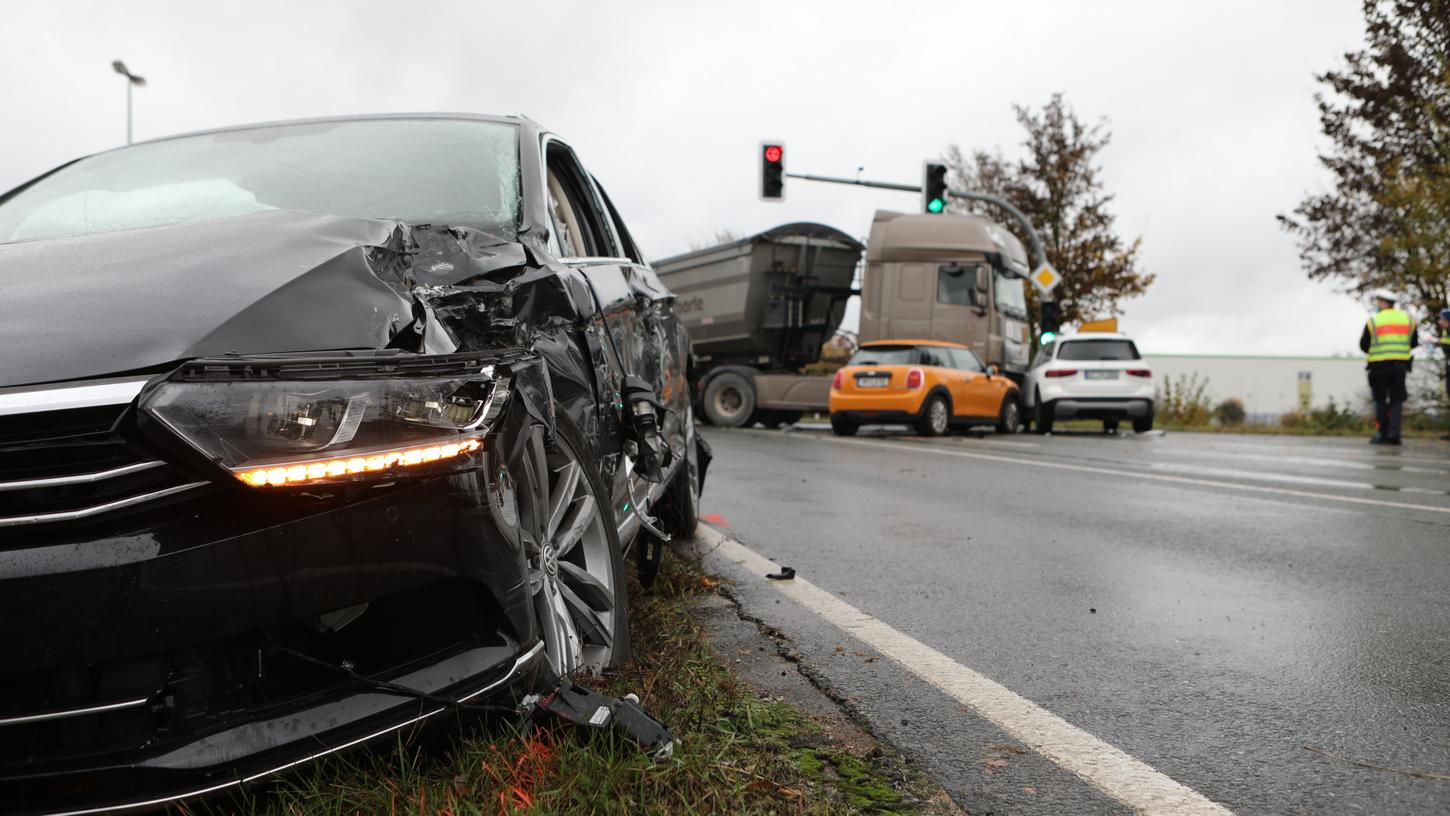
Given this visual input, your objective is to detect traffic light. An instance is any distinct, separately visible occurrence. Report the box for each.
[922,162,948,213]
[760,142,785,200]
[1039,299,1061,344]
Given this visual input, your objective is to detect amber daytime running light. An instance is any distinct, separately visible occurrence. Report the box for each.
[142,356,509,489]
[235,438,483,487]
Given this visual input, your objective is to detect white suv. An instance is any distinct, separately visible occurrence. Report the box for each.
[1024,333,1154,433]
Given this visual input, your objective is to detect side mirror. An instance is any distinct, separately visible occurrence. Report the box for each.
[986,364,1001,378]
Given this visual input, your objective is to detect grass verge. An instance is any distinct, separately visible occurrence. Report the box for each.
[201,549,943,815]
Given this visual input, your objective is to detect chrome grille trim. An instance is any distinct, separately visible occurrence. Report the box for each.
[0,460,167,492]
[0,697,150,727]
[0,481,208,529]
[0,378,150,417]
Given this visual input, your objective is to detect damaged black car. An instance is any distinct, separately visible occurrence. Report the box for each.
[0,114,706,814]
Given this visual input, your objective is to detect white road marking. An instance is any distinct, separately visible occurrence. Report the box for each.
[697,525,1233,815]
[824,436,1450,516]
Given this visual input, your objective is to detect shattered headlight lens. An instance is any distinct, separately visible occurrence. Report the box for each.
[143,363,509,488]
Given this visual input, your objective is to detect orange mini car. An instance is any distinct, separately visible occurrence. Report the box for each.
[828,339,1023,436]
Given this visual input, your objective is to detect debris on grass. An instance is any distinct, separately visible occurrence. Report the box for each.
[213,547,950,815]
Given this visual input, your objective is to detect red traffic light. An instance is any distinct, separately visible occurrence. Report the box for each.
[763,145,783,163]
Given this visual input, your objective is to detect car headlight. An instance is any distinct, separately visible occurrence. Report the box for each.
[142,355,510,488]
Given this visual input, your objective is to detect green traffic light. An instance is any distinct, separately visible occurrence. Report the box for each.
[927,198,945,213]
[1040,330,1057,344]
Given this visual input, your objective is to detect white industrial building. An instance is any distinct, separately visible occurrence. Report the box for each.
[1143,353,1445,422]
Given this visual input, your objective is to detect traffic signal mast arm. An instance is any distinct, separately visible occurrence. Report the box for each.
[782,172,921,192]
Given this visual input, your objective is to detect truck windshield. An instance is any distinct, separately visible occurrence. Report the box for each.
[1057,339,1141,361]
[0,118,521,244]
[994,272,1027,316]
[848,345,917,366]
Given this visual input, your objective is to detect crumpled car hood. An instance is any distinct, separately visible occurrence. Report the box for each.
[0,209,531,388]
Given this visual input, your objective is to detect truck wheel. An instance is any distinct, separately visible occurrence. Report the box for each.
[914,395,950,436]
[702,372,754,428]
[996,396,1024,434]
[1036,395,1055,435]
[1133,410,1155,434]
[830,414,858,436]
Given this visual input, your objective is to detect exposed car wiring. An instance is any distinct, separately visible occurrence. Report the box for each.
[263,640,523,716]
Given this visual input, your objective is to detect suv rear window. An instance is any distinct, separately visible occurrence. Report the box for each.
[1056,339,1141,361]
[848,345,916,366]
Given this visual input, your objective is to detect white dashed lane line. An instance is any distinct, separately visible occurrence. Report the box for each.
[697,525,1234,816]
[821,435,1450,516]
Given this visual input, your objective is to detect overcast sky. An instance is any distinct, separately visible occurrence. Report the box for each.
[2,0,1377,355]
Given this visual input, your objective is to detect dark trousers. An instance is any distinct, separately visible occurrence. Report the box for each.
[1367,362,1408,440]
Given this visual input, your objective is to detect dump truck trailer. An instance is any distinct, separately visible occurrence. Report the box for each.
[654,212,1032,427]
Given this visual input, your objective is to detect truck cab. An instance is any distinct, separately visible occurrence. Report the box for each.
[859,210,1032,379]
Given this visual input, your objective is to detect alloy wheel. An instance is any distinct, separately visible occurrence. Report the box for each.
[929,398,949,434]
[1002,400,1022,433]
[517,427,617,676]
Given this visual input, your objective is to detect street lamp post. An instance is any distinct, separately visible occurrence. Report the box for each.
[111,60,146,145]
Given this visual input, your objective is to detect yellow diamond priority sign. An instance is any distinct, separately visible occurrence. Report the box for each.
[1031,263,1060,295]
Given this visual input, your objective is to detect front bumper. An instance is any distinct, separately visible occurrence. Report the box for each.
[0,464,544,815]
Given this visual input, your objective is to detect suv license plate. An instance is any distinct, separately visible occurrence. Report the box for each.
[856,377,889,388]
[1084,370,1119,380]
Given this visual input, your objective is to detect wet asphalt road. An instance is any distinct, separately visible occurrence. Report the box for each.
[694,426,1450,815]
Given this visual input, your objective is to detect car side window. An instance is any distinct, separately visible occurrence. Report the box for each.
[949,348,984,372]
[919,347,950,368]
[1032,342,1055,369]
[595,179,644,265]
[545,142,616,259]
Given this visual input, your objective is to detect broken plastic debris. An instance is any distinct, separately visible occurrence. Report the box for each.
[535,678,677,761]
[766,566,796,581]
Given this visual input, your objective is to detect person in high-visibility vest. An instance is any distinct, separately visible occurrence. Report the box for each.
[1358,289,1418,445]
[1438,308,1450,441]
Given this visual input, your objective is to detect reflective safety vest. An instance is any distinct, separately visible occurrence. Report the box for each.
[1366,308,1413,363]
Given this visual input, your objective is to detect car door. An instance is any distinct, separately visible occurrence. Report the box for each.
[541,141,655,524]
[1025,341,1055,408]
[947,347,995,417]
[594,180,689,428]
[917,345,966,417]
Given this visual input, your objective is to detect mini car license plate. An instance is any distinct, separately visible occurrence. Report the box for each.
[856,376,890,388]
[1085,370,1119,380]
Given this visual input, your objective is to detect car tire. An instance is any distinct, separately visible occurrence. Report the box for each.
[830,413,858,436]
[1133,410,1155,434]
[914,394,950,436]
[702,372,754,428]
[996,395,1024,434]
[1036,395,1055,434]
[516,410,630,675]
